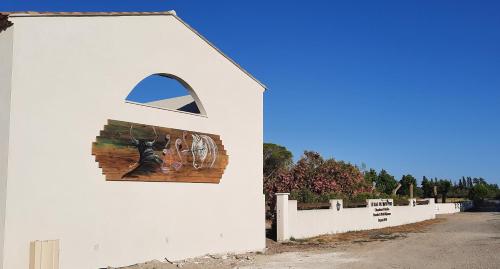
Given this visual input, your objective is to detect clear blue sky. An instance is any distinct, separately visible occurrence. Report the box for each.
[2,1,499,184]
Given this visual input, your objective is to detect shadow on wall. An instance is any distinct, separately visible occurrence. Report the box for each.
[177,101,201,114]
[125,74,203,114]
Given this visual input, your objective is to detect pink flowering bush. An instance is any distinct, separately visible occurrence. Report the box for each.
[291,151,370,195]
[264,151,371,218]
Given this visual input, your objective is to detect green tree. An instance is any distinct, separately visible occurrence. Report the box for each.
[448,180,469,198]
[469,183,488,203]
[263,143,293,220]
[438,180,452,203]
[375,169,398,195]
[364,169,377,187]
[458,177,465,189]
[421,176,433,198]
[466,177,473,188]
[398,174,417,196]
[263,143,293,179]
[414,186,424,198]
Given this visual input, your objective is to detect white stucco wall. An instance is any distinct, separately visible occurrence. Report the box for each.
[0,27,13,269]
[435,201,473,214]
[278,196,436,240]
[2,15,265,269]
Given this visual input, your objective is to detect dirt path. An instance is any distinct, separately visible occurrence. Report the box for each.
[112,212,500,269]
[243,212,500,269]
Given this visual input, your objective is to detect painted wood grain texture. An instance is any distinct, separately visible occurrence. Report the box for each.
[92,120,228,183]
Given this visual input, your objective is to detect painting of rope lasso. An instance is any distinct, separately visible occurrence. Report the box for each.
[92,120,228,183]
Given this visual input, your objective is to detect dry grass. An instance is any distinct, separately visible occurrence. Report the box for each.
[266,218,445,254]
[308,218,444,243]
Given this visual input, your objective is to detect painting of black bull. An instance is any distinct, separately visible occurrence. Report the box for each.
[122,125,163,178]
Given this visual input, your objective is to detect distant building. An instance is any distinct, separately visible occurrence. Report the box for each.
[0,11,265,269]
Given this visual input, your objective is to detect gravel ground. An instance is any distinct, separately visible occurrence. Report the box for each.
[244,212,500,269]
[111,212,500,269]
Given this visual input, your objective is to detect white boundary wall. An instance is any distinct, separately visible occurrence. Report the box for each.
[277,194,440,241]
[435,201,473,214]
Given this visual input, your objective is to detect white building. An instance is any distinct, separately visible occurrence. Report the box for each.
[0,11,266,269]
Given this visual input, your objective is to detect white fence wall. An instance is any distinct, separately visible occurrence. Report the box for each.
[276,194,471,241]
[435,201,473,214]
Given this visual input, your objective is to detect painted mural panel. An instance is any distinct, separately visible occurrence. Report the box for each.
[92,120,228,183]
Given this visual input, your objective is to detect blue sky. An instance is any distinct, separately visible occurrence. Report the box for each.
[2,1,499,184]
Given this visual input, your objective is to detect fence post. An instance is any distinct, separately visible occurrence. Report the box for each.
[276,193,290,242]
[410,183,414,199]
[433,185,438,203]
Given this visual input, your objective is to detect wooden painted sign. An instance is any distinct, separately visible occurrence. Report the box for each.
[92,120,228,183]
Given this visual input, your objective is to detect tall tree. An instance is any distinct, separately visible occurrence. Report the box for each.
[364,168,377,187]
[458,177,464,189]
[469,183,489,203]
[438,179,452,203]
[421,176,433,198]
[467,177,473,188]
[263,143,293,179]
[263,143,293,220]
[375,169,398,195]
[398,174,417,196]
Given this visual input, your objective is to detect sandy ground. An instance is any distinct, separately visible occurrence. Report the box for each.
[110,212,500,269]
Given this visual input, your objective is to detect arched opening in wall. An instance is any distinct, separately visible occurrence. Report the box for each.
[125,74,206,116]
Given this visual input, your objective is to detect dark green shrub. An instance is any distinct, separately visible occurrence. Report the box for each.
[469,184,489,203]
[321,192,346,201]
[392,195,410,206]
[351,192,376,202]
[290,189,322,203]
[342,192,376,208]
[290,189,349,203]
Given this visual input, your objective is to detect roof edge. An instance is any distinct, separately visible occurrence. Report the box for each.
[0,11,177,17]
[170,14,267,90]
[0,10,267,90]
